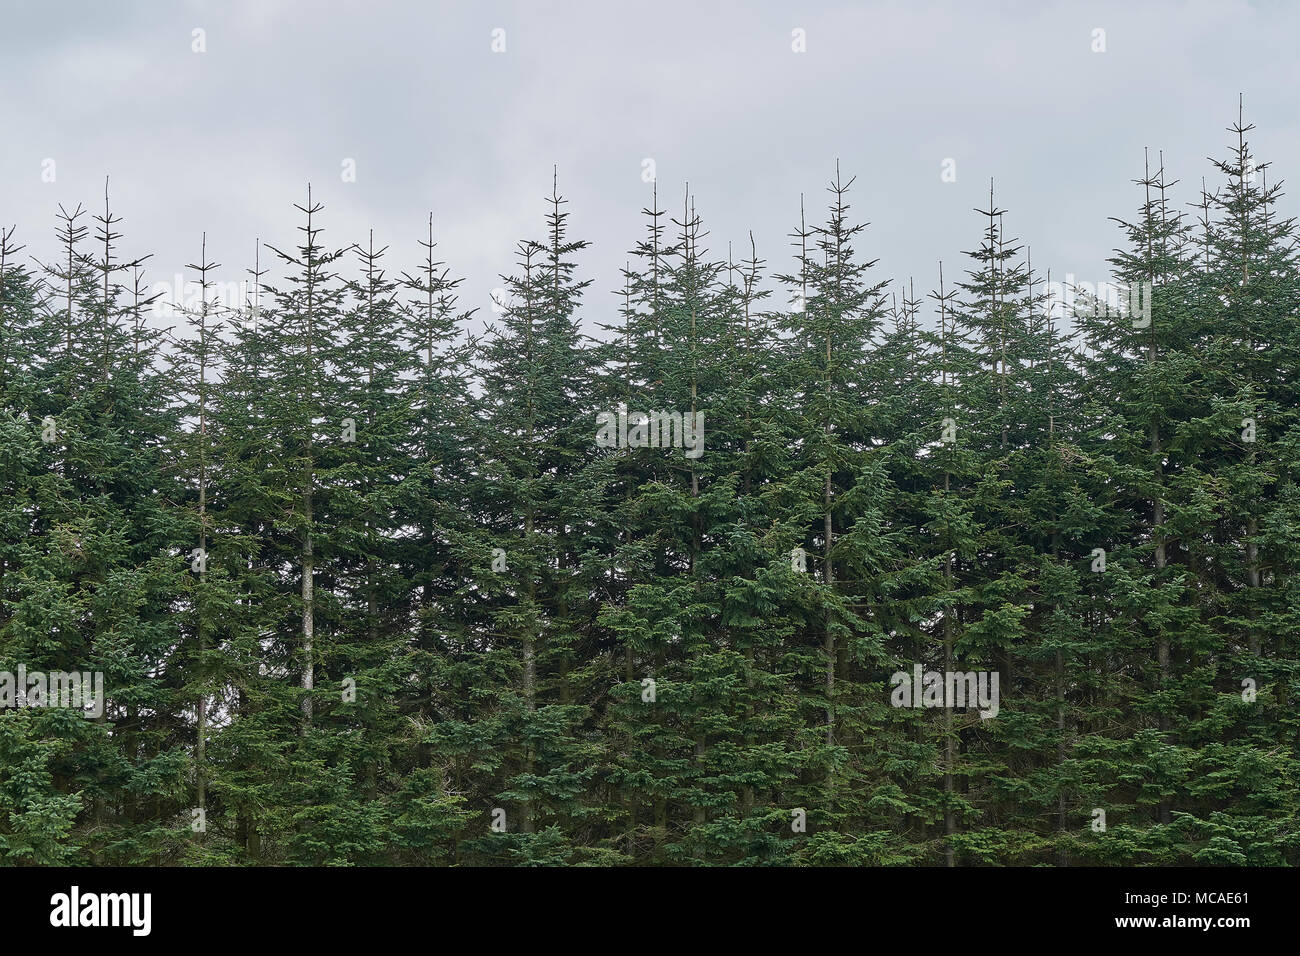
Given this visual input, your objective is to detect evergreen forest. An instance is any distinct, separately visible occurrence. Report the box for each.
[2,110,1299,868]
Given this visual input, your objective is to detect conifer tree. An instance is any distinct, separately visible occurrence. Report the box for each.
[774,168,896,852]
[464,176,596,863]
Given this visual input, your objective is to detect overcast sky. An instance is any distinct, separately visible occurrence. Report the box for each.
[3,0,1298,334]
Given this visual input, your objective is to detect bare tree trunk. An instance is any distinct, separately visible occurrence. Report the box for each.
[944,544,956,868]
[301,489,314,725]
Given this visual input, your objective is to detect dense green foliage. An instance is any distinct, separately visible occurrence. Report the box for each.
[2,115,1299,866]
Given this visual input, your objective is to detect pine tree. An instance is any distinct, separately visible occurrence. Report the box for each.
[462,175,597,864]
[773,167,897,855]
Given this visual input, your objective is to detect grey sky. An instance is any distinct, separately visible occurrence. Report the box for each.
[3,0,1298,334]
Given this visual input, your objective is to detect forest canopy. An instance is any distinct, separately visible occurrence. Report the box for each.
[1,109,1297,867]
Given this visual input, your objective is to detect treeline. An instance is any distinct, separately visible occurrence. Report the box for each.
[2,112,1299,867]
